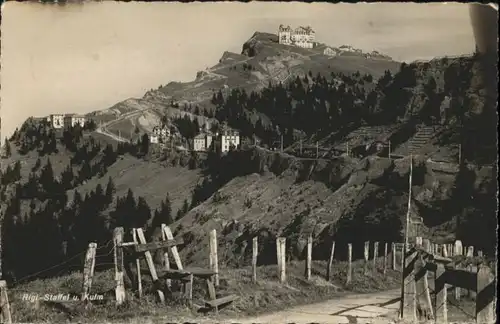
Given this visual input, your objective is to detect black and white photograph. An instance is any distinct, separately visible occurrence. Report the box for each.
[0,1,497,323]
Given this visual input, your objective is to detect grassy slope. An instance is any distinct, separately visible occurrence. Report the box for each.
[0,143,72,180]
[67,154,202,213]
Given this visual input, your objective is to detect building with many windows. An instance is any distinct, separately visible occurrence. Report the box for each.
[219,130,240,153]
[278,25,315,49]
[63,114,86,128]
[47,114,65,129]
[191,133,214,152]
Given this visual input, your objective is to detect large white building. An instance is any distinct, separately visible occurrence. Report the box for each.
[47,114,65,129]
[47,114,86,129]
[278,25,315,49]
[219,130,240,153]
[64,114,86,128]
[192,133,214,152]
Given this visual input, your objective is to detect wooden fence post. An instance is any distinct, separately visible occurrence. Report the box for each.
[435,264,448,323]
[373,242,379,270]
[414,253,433,320]
[0,280,12,324]
[400,245,404,272]
[113,227,126,306]
[132,229,143,297]
[209,229,219,287]
[364,241,369,274]
[162,226,183,270]
[423,239,431,253]
[326,241,335,281]
[305,235,312,280]
[392,243,396,271]
[454,240,463,301]
[476,263,495,324]
[442,244,448,257]
[160,224,171,289]
[383,243,388,275]
[136,228,165,303]
[252,237,258,283]
[276,237,282,282]
[82,242,97,302]
[400,250,418,321]
[280,238,286,284]
[346,243,352,285]
[467,246,474,258]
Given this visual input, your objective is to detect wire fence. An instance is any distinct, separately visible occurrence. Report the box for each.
[10,239,114,287]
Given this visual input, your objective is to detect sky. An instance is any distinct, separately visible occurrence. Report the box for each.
[0,2,476,139]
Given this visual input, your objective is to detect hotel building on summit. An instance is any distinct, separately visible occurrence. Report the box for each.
[278,25,315,49]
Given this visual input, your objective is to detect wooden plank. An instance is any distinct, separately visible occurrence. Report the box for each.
[435,264,448,323]
[346,243,352,285]
[204,294,238,308]
[209,229,219,287]
[0,280,12,324]
[326,241,335,281]
[163,226,183,270]
[305,235,312,280]
[206,277,217,301]
[252,237,258,283]
[113,227,126,306]
[132,229,142,298]
[160,224,171,289]
[81,242,97,302]
[476,264,495,324]
[445,268,477,291]
[133,238,184,253]
[136,228,165,303]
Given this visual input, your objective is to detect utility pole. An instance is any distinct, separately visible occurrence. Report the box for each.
[388,141,392,159]
[399,154,413,319]
[316,141,319,159]
[280,134,283,153]
[299,139,303,155]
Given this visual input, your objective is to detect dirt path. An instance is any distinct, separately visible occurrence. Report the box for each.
[230,289,401,324]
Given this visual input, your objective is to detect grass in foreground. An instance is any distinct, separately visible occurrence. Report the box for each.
[8,258,401,323]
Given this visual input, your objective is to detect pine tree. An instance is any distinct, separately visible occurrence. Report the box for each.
[40,158,55,194]
[136,196,151,228]
[152,194,173,229]
[3,138,11,157]
[105,177,115,204]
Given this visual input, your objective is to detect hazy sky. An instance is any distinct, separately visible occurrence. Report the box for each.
[1,2,475,139]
